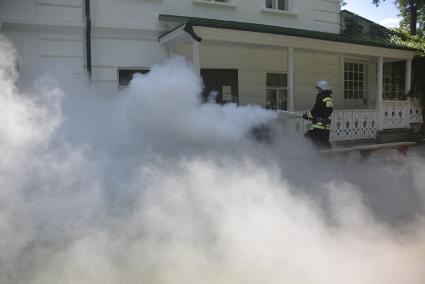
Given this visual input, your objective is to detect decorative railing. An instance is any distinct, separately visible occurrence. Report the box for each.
[279,99,422,142]
[408,99,423,124]
[381,101,410,129]
[330,110,378,142]
[381,100,423,129]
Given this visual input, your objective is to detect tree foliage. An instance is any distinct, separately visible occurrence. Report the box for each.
[372,0,425,35]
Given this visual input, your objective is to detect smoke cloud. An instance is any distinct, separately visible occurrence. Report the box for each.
[0,34,424,284]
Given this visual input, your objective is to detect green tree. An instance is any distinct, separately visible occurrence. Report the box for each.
[372,0,425,35]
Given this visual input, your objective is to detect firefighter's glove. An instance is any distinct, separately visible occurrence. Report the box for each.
[302,113,309,120]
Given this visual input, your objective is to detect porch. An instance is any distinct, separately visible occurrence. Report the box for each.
[159,15,423,142]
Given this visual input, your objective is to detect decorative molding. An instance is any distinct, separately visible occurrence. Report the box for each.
[331,110,377,141]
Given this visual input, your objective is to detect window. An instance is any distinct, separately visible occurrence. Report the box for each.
[266,73,287,110]
[383,61,406,100]
[202,0,231,3]
[344,62,365,100]
[118,69,149,87]
[266,0,287,10]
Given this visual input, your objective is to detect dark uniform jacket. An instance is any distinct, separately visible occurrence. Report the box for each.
[303,90,334,130]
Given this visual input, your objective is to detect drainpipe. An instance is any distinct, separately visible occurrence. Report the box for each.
[85,0,92,80]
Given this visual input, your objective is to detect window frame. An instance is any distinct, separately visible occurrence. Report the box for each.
[265,0,288,11]
[383,61,406,101]
[117,68,149,87]
[343,61,366,101]
[266,72,288,111]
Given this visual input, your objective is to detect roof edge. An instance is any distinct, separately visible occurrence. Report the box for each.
[159,14,416,52]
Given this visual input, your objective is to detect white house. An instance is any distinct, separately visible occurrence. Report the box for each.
[0,0,422,142]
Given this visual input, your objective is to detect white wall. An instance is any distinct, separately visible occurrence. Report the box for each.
[91,0,340,34]
[0,0,83,24]
[294,50,341,111]
[1,0,341,34]
[90,34,167,89]
[0,0,341,89]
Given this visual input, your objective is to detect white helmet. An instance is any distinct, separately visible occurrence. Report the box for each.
[316,80,331,91]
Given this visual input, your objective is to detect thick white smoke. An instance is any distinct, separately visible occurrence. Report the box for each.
[1,34,424,284]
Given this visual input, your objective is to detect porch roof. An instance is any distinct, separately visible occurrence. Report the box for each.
[159,14,416,52]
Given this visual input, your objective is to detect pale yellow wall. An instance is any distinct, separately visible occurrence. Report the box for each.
[174,44,288,106]
[174,44,378,111]
[294,50,341,111]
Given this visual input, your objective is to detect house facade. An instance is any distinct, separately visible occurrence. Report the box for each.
[0,0,422,142]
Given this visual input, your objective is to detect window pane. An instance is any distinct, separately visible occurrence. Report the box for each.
[278,0,286,10]
[266,89,277,109]
[266,0,273,8]
[267,73,286,87]
[278,89,287,110]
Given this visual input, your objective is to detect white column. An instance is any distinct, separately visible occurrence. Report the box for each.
[287,47,294,112]
[192,40,200,75]
[405,58,412,95]
[377,56,384,130]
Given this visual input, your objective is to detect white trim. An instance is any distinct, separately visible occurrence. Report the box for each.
[287,47,294,111]
[343,59,368,109]
[377,56,384,130]
[192,40,200,74]
[261,8,298,17]
[192,0,237,8]
[160,25,194,48]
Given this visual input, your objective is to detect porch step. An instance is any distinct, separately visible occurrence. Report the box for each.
[376,128,416,143]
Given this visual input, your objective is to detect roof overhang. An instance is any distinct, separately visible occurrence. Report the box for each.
[159,14,417,60]
[159,23,201,47]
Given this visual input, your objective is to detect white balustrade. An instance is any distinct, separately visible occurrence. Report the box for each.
[330,110,378,142]
[280,100,422,142]
[408,99,423,124]
[380,101,410,129]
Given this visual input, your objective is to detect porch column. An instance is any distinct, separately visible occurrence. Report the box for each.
[287,47,294,112]
[377,56,384,130]
[192,40,200,75]
[405,58,412,94]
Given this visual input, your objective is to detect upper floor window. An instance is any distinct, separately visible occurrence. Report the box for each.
[266,0,287,11]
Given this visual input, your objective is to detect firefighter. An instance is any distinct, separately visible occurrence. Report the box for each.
[302,80,334,149]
